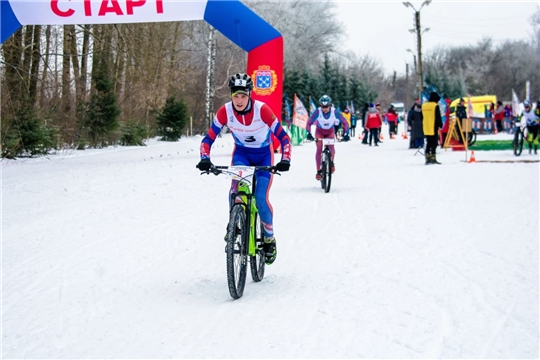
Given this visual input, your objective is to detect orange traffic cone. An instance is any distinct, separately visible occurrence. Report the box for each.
[391,133,395,139]
[402,131,408,139]
[358,133,364,140]
[380,133,384,140]
[468,150,476,163]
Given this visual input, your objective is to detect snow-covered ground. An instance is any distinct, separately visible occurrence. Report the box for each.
[2,128,539,359]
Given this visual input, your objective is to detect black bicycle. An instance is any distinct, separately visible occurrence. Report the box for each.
[317,138,334,193]
[512,119,526,156]
[199,165,278,299]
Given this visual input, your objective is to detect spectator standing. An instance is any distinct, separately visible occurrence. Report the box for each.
[361,103,369,144]
[375,102,384,142]
[387,105,398,138]
[350,112,358,137]
[341,108,351,140]
[410,102,424,149]
[455,98,467,144]
[407,99,421,148]
[494,101,504,133]
[422,92,443,164]
[365,103,383,146]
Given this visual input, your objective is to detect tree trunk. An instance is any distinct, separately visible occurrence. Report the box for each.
[21,26,33,100]
[113,25,126,104]
[80,25,91,101]
[2,28,23,114]
[69,25,80,104]
[62,25,72,114]
[28,25,42,105]
[205,26,216,129]
[40,26,51,109]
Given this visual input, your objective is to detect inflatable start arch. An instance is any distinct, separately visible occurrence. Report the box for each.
[1,0,283,115]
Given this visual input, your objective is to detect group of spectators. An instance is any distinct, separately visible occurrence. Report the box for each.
[353,102,402,146]
[404,94,540,160]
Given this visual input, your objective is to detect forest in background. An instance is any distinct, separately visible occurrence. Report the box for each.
[1,1,539,157]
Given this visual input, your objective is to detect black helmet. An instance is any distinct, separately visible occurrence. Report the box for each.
[319,95,332,107]
[228,73,254,95]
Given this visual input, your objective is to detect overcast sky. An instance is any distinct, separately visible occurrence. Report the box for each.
[335,1,539,75]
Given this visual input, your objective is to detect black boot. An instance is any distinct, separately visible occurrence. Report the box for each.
[529,143,532,154]
[431,154,441,164]
[425,153,431,165]
[535,145,538,155]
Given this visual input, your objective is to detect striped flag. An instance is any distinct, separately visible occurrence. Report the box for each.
[309,96,318,116]
[292,94,308,129]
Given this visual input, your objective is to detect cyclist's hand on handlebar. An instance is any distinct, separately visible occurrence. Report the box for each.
[342,133,351,142]
[306,132,315,141]
[196,157,212,171]
[275,160,290,172]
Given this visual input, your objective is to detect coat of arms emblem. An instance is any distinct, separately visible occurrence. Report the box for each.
[252,65,277,96]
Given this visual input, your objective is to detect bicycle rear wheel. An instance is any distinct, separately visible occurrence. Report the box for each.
[250,211,265,282]
[323,151,332,193]
[467,129,477,146]
[513,130,524,156]
[225,204,248,299]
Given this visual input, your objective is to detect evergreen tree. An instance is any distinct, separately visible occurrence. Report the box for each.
[319,53,334,97]
[156,96,189,141]
[84,54,120,147]
[2,105,57,158]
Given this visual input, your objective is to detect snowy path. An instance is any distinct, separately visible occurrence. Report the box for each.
[2,132,539,358]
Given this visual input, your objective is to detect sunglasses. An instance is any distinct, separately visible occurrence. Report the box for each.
[321,105,330,109]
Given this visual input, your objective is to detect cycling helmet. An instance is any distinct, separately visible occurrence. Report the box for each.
[523,100,531,108]
[228,73,254,95]
[319,95,332,107]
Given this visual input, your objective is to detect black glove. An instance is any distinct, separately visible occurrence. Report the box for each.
[196,158,212,171]
[306,132,315,141]
[275,160,290,172]
[342,134,350,142]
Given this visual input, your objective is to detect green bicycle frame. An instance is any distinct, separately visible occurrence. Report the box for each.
[236,179,259,257]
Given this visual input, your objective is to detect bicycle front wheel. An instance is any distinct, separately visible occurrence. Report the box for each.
[225,204,248,299]
[250,211,265,282]
[513,130,524,156]
[323,151,332,193]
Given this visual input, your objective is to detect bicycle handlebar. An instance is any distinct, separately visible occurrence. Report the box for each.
[197,164,280,177]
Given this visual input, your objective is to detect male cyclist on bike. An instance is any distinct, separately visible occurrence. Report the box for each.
[196,73,292,264]
[521,100,540,154]
[306,95,350,180]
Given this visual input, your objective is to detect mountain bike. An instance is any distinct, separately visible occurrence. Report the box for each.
[512,119,526,156]
[198,164,278,299]
[317,138,335,193]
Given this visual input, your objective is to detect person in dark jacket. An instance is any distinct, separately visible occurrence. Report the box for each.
[455,98,467,143]
[410,102,424,148]
[361,103,369,144]
[422,92,443,164]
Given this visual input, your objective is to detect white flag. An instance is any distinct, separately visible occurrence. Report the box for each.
[512,89,520,117]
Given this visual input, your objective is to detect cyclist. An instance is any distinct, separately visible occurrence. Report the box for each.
[306,95,350,180]
[196,73,291,265]
[521,100,539,154]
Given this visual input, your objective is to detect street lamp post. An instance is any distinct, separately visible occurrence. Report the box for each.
[406,48,417,100]
[403,0,431,102]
